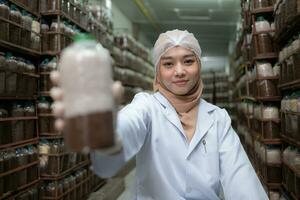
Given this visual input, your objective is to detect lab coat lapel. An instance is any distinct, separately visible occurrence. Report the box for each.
[153,92,186,138]
[187,99,215,158]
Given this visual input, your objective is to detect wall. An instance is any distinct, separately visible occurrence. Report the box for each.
[111,2,133,36]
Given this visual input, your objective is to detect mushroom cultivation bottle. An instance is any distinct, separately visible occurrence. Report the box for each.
[58,34,115,151]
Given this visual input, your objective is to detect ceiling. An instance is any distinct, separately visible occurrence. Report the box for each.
[112,0,241,58]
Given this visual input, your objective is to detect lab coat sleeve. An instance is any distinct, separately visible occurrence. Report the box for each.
[218,109,268,200]
[90,92,151,178]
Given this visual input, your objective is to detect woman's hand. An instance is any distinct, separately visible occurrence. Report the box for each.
[50,70,124,154]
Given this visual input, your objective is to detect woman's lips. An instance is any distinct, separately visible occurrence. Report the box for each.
[173,80,188,86]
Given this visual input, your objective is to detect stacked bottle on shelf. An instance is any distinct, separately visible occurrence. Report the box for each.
[40,0,88,29]
[201,73,214,103]
[0,10,40,194]
[0,1,41,52]
[274,0,300,199]
[0,52,37,97]
[234,0,300,199]
[233,1,286,199]
[0,145,39,198]
[282,146,300,200]
[215,73,231,109]
[87,4,114,51]
[278,36,300,86]
[39,168,89,200]
[113,34,154,104]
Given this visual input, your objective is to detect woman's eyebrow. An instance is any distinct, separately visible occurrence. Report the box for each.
[161,56,173,60]
[183,54,196,58]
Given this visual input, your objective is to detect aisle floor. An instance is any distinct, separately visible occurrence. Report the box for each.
[117,168,136,200]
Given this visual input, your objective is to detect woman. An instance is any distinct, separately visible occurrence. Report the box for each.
[52,30,268,200]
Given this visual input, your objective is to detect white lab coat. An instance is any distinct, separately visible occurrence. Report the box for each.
[91,92,269,200]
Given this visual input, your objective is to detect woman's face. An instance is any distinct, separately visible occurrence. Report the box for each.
[158,46,200,95]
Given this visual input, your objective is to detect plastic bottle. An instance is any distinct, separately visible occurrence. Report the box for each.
[25,61,36,95]
[0,108,8,144]
[5,53,18,95]
[9,5,22,45]
[49,21,59,51]
[0,52,5,95]
[31,17,40,51]
[0,1,10,41]
[11,103,24,143]
[38,98,50,133]
[24,103,35,140]
[41,22,50,52]
[59,34,115,151]
[21,11,32,48]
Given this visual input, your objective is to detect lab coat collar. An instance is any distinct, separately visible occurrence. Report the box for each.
[153,92,216,156]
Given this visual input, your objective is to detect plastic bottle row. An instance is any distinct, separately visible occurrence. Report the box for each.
[281,92,300,141]
[279,35,300,62]
[253,62,280,78]
[282,146,300,199]
[113,66,153,90]
[88,4,113,34]
[39,58,57,92]
[88,21,114,50]
[0,145,38,196]
[249,79,280,98]
[201,73,214,84]
[253,0,275,9]
[41,20,80,53]
[0,102,36,145]
[0,52,37,96]
[112,47,154,78]
[38,99,56,134]
[10,0,39,14]
[39,139,89,176]
[39,168,89,199]
[254,141,282,184]
[281,93,300,113]
[254,17,276,55]
[279,47,300,84]
[114,34,151,63]
[274,0,300,35]
[40,0,88,29]
[0,2,41,50]
[245,103,280,138]
[14,185,39,200]
[281,113,300,142]
[88,170,104,193]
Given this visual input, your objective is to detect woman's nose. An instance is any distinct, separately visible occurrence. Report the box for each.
[174,64,185,77]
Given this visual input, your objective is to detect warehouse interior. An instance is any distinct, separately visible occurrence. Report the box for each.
[0,0,299,199]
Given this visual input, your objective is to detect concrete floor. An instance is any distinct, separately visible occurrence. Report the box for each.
[117,168,136,200]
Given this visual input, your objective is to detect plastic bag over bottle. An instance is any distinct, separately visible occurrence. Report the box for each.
[58,34,115,152]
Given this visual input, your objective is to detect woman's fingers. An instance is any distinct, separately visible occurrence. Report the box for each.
[50,87,64,101]
[50,70,60,85]
[51,101,65,117]
[112,81,124,104]
[54,118,65,132]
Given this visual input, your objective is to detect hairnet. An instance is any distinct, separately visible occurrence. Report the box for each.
[152,29,202,69]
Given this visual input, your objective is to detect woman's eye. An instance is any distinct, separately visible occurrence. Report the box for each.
[163,62,173,67]
[184,59,195,65]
